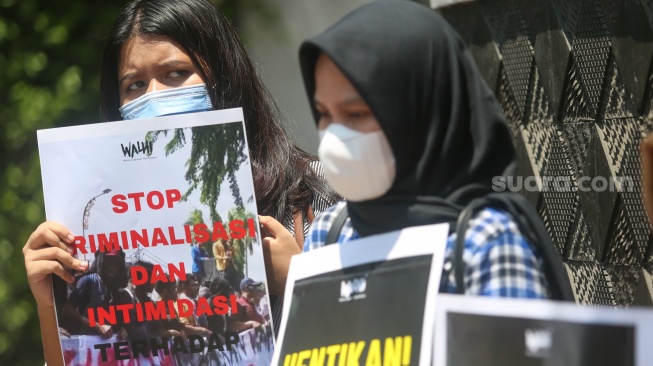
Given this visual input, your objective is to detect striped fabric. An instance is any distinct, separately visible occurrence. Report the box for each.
[305,201,550,298]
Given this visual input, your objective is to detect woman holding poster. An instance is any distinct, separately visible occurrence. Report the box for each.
[299,0,572,300]
[23,0,338,365]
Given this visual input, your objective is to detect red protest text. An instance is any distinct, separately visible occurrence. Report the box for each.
[71,218,257,255]
[111,189,182,213]
[87,295,239,327]
[131,263,186,286]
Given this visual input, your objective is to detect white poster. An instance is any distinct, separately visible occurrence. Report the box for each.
[38,108,273,366]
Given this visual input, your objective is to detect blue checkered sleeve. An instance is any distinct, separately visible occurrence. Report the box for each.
[441,208,549,298]
[304,201,358,251]
[304,203,550,299]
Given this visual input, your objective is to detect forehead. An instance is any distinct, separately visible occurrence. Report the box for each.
[314,53,363,102]
[118,34,192,73]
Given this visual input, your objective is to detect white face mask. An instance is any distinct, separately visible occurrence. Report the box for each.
[318,124,396,202]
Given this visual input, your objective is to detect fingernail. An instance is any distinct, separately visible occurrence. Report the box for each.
[67,246,75,254]
[66,234,75,243]
[80,261,88,268]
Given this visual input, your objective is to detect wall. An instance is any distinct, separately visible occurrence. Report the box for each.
[436,0,653,306]
[241,0,374,154]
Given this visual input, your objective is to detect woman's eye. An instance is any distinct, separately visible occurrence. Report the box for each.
[349,111,370,119]
[127,80,146,92]
[316,111,331,130]
[168,70,188,78]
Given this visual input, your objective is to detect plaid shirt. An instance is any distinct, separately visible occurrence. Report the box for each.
[304,201,550,298]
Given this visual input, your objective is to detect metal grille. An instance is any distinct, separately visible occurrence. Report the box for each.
[604,264,640,306]
[495,5,534,121]
[526,65,555,124]
[599,119,652,265]
[439,0,653,307]
[521,122,556,176]
[570,0,612,115]
[560,122,593,179]
[481,0,511,51]
[540,125,578,253]
[566,261,616,306]
[600,54,637,119]
[497,65,525,138]
[560,57,593,122]
[565,210,598,261]
[605,197,646,265]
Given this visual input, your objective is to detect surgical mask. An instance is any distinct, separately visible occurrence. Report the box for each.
[318,124,396,202]
[119,84,212,120]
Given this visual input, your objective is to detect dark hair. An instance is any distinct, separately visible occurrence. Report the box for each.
[178,273,198,289]
[209,277,233,297]
[154,280,176,295]
[93,250,129,290]
[100,0,338,221]
[128,260,155,279]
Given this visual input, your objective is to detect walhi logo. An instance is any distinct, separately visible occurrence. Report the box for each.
[121,140,154,160]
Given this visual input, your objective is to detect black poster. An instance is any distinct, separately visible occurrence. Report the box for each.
[277,255,432,366]
[446,312,635,366]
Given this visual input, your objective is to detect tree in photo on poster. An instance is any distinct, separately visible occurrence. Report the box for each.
[142,124,262,282]
[146,123,247,223]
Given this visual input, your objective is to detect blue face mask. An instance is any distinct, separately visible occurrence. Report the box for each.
[119,84,213,120]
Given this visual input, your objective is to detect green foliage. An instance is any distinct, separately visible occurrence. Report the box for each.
[149,124,248,223]
[228,206,256,279]
[184,208,214,255]
[0,2,123,364]
[151,124,250,279]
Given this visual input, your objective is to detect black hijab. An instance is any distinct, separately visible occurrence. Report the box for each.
[299,0,573,300]
[300,0,515,233]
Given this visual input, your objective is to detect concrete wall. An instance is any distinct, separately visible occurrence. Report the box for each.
[241,0,375,154]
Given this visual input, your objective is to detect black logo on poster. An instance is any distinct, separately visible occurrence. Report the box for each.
[121,140,154,160]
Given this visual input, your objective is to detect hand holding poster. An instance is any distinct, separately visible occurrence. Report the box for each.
[37,108,274,366]
[271,224,449,366]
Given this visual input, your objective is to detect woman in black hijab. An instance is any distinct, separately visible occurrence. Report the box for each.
[300,0,572,300]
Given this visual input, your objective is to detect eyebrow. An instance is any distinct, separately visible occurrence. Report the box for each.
[160,59,193,68]
[118,60,195,87]
[313,95,366,108]
[119,72,137,87]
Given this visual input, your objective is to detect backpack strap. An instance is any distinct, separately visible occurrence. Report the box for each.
[453,199,483,294]
[452,198,574,301]
[326,204,350,245]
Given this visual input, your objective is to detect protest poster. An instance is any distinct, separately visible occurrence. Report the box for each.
[37,108,274,366]
[271,224,449,366]
[432,294,653,366]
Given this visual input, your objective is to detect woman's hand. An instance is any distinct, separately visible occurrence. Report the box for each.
[23,222,88,307]
[259,215,301,295]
